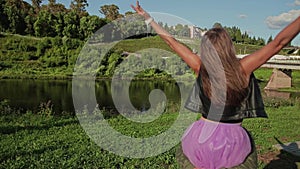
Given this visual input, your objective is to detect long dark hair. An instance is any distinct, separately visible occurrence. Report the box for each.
[199,28,248,106]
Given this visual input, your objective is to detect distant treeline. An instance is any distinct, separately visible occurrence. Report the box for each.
[0,0,270,45]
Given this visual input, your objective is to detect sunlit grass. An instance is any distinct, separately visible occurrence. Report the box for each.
[1,98,299,168]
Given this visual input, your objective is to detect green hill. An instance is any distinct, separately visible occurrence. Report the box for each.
[0,33,294,79]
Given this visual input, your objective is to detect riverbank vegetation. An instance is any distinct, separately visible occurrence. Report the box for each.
[0,33,298,80]
[1,1,298,80]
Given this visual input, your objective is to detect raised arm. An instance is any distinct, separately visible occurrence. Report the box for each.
[131,1,201,74]
[241,16,300,76]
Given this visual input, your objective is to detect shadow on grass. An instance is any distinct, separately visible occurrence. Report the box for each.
[0,145,59,162]
[264,137,300,169]
[0,117,79,135]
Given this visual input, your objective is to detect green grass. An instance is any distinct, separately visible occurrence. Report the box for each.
[234,43,291,55]
[0,112,181,169]
[112,36,174,53]
[244,105,300,169]
[254,68,300,93]
[254,68,300,83]
[1,100,300,168]
[0,33,80,80]
[254,68,274,82]
[1,34,300,168]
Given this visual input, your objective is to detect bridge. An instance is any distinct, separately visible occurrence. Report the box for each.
[283,46,300,55]
[262,59,300,70]
[237,55,300,90]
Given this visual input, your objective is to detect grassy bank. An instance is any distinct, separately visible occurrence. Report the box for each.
[0,33,81,79]
[1,99,300,169]
[1,33,295,80]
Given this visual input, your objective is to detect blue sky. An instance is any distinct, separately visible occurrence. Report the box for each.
[29,0,300,45]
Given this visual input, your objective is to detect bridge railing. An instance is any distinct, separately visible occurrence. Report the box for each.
[237,55,300,70]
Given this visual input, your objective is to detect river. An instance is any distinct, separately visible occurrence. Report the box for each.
[0,79,183,113]
[0,78,299,114]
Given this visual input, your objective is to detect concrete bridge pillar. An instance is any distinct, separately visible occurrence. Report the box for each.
[264,68,292,90]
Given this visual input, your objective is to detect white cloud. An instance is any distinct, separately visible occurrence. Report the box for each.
[295,0,300,6]
[265,9,300,29]
[238,14,247,19]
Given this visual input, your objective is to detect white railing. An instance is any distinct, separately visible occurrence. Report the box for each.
[237,55,300,70]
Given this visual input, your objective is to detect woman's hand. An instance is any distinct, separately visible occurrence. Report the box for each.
[130,0,201,74]
[131,1,151,19]
[240,16,300,76]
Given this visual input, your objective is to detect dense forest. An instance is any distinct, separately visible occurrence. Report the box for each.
[0,0,268,43]
[0,0,294,79]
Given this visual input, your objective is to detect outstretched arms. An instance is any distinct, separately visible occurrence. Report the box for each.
[131,1,201,74]
[241,16,300,76]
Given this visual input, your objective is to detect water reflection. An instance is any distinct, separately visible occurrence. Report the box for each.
[0,79,184,113]
[0,79,298,114]
[0,79,73,113]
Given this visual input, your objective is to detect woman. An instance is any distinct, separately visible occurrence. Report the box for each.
[131,1,300,169]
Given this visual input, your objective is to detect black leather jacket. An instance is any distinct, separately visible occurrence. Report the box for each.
[185,73,268,123]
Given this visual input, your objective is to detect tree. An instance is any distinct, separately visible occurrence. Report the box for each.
[70,0,89,17]
[25,8,36,35]
[182,25,190,37]
[0,0,9,32]
[117,17,147,39]
[31,0,42,13]
[125,11,134,17]
[54,12,65,37]
[256,37,265,46]
[168,26,175,36]
[213,22,222,28]
[49,0,55,4]
[235,29,243,43]
[242,31,251,44]
[62,11,80,38]
[79,15,106,40]
[267,35,273,44]
[3,0,30,34]
[33,10,56,37]
[105,52,123,76]
[251,36,257,45]
[99,4,123,21]
[41,0,67,14]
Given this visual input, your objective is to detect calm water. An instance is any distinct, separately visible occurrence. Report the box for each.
[0,79,183,113]
[0,79,298,113]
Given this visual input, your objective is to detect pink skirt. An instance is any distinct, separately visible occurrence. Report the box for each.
[181,117,251,169]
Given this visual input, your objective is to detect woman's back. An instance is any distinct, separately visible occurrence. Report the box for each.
[199,28,249,106]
